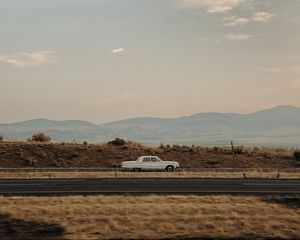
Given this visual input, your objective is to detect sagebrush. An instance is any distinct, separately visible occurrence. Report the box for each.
[30,132,51,142]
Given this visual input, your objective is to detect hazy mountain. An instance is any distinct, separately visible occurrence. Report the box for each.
[1,105,300,147]
[0,118,96,130]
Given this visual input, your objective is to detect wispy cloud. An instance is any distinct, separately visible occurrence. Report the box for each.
[251,12,274,22]
[111,48,125,54]
[179,0,246,13]
[223,12,273,27]
[0,51,56,67]
[225,33,252,41]
[223,16,250,26]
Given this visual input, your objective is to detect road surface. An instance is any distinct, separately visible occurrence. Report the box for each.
[0,178,299,195]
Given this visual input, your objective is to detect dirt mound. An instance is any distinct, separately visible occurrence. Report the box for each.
[0,141,298,169]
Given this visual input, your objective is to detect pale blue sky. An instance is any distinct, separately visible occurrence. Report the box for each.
[1,0,300,123]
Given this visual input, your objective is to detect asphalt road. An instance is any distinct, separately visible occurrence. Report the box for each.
[0,178,300,195]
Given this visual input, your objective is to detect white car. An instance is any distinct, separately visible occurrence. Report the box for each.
[121,156,180,172]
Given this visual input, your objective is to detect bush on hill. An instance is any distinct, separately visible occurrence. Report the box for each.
[108,138,127,146]
[30,132,51,142]
[294,150,300,160]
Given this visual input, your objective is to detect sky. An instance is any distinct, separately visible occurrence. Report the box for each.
[0,0,300,123]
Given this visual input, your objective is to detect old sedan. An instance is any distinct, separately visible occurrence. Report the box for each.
[121,156,179,172]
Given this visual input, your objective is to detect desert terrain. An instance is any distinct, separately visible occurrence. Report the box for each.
[0,140,299,169]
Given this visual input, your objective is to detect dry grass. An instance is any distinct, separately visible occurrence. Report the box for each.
[0,195,299,239]
[0,171,300,179]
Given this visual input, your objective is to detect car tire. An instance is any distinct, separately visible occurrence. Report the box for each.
[133,168,141,172]
[165,165,174,172]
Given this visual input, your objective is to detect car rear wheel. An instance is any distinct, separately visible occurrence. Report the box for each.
[165,165,174,172]
[133,168,141,172]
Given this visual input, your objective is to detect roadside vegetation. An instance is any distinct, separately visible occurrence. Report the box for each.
[0,195,299,239]
[0,138,299,168]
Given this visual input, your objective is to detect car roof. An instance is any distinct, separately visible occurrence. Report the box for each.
[139,156,158,158]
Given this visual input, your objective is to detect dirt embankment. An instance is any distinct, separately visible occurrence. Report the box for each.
[0,141,299,169]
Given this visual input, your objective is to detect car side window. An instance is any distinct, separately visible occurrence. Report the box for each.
[142,157,150,162]
[151,157,159,163]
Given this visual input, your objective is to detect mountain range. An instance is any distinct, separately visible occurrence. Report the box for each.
[1,105,300,147]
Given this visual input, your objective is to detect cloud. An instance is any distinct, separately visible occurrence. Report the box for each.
[223,16,250,26]
[0,51,56,67]
[225,33,252,41]
[251,12,273,22]
[111,48,125,54]
[179,0,246,13]
[223,12,273,27]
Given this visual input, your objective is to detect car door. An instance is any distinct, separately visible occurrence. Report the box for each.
[141,157,151,170]
[150,157,162,170]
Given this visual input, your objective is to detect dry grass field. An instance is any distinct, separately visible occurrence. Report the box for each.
[0,170,300,179]
[0,195,299,240]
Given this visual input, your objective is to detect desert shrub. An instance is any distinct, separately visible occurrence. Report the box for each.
[24,157,38,166]
[234,146,245,154]
[111,162,119,168]
[262,152,273,159]
[273,148,293,159]
[68,152,80,159]
[275,148,289,153]
[159,143,165,149]
[121,145,129,150]
[31,132,51,142]
[213,147,221,152]
[126,140,144,149]
[189,147,197,153]
[83,141,88,145]
[108,138,127,146]
[172,144,180,149]
[251,147,261,155]
[294,150,300,160]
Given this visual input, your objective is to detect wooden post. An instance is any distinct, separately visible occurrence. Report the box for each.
[231,141,234,155]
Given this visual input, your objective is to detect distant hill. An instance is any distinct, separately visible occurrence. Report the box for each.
[1,105,300,147]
